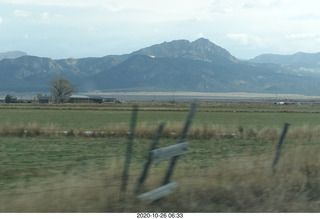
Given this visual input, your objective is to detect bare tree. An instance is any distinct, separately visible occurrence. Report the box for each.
[49,75,77,103]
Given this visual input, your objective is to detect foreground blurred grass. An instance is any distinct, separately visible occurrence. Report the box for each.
[0,135,319,212]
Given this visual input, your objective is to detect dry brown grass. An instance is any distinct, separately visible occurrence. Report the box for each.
[169,145,320,212]
[1,143,319,212]
[0,123,59,137]
[2,123,320,144]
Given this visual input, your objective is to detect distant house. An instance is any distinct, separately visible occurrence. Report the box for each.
[104,98,121,103]
[87,95,104,104]
[5,94,18,103]
[38,95,50,104]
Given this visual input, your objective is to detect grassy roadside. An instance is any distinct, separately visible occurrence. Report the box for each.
[0,136,319,212]
[0,133,319,212]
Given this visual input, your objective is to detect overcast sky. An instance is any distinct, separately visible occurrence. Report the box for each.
[0,0,320,59]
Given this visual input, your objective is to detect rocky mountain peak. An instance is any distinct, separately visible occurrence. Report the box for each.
[191,38,211,46]
[132,38,238,64]
[190,38,237,63]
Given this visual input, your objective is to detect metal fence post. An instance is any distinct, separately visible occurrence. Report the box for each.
[272,122,290,172]
[162,102,196,185]
[120,105,138,201]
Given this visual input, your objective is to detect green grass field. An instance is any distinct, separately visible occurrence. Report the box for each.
[1,102,320,130]
[0,102,320,212]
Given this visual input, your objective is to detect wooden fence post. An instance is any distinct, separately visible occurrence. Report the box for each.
[136,103,196,202]
[135,122,165,195]
[272,122,290,172]
[120,105,138,201]
[162,102,196,185]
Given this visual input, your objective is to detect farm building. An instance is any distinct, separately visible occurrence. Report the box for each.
[70,94,87,103]
[38,95,50,104]
[104,97,121,103]
[69,94,119,103]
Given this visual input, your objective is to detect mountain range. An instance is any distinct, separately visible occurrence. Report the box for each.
[1,38,320,95]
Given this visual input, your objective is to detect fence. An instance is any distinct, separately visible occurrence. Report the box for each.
[0,105,319,212]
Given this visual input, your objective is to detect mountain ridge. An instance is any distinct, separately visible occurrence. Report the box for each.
[251,52,320,65]
[0,51,27,61]
[251,52,320,75]
[1,38,320,95]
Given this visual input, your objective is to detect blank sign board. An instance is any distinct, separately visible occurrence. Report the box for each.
[151,142,189,163]
[138,182,178,203]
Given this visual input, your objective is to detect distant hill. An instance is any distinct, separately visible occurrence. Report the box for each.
[0,51,27,60]
[251,52,320,75]
[0,54,126,92]
[1,39,320,95]
[251,52,320,65]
